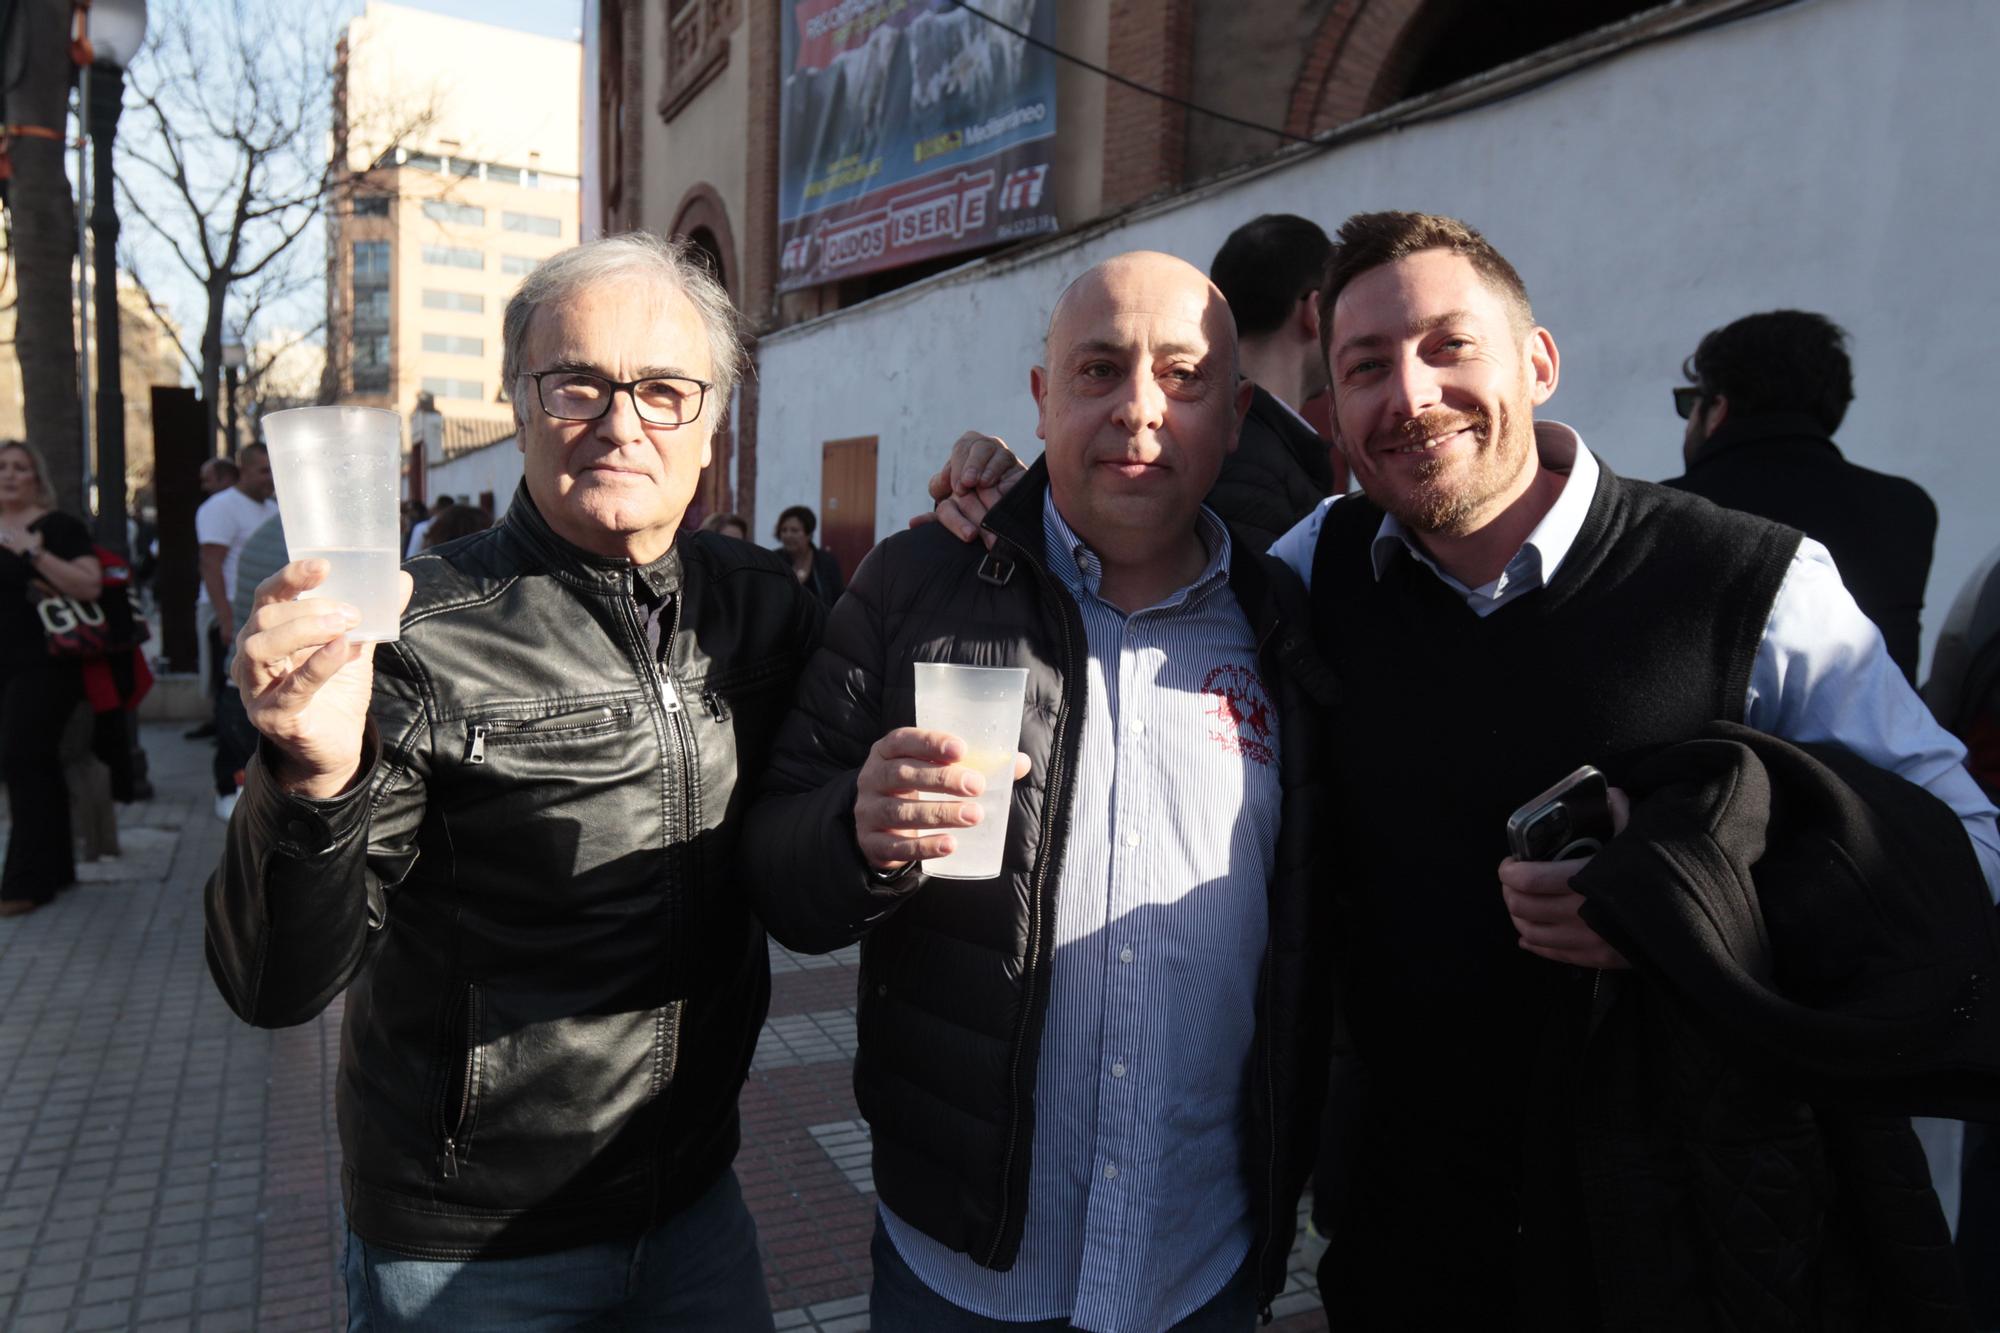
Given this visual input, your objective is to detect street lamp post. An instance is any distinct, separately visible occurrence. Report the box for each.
[85,0,148,555]
[222,338,247,457]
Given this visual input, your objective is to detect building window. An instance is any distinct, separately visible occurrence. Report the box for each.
[352,240,390,281]
[422,289,485,313]
[422,244,484,270]
[502,211,562,237]
[422,376,484,401]
[404,152,442,173]
[486,164,521,185]
[501,254,538,276]
[353,287,391,329]
[423,332,484,357]
[422,200,486,226]
[352,194,391,218]
[354,333,391,394]
[448,157,480,178]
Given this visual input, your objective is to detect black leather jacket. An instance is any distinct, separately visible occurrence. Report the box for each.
[204,486,823,1259]
[743,463,1336,1307]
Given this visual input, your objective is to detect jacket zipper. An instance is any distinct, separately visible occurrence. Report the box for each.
[982,538,1082,1268]
[464,703,632,764]
[621,582,695,1081]
[442,984,479,1178]
[1253,603,1283,1318]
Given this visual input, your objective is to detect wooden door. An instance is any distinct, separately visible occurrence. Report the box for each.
[820,436,878,581]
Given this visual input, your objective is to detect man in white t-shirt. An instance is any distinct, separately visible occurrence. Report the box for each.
[195,445,277,815]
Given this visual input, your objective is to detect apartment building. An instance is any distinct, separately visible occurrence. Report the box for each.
[327,2,581,465]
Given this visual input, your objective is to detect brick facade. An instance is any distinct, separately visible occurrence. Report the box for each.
[1285,0,1433,137]
[1101,0,1195,211]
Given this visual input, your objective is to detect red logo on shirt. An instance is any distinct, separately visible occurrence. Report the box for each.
[1202,664,1276,767]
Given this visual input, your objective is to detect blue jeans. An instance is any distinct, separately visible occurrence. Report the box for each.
[868,1217,1257,1332]
[344,1168,774,1331]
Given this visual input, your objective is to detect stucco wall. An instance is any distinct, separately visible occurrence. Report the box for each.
[753,0,1999,676]
[636,5,750,266]
[425,440,524,512]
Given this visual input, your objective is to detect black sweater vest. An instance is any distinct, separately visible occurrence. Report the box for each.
[1310,464,1799,1161]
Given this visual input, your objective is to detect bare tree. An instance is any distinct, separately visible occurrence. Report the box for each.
[113,0,431,454]
[0,0,84,511]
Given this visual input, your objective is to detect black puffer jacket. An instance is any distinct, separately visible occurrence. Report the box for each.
[205,486,822,1259]
[1204,384,1335,554]
[742,462,1336,1306]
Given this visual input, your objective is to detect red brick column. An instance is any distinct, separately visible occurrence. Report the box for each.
[1101,0,1195,211]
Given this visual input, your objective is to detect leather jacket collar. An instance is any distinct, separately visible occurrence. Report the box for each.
[500,480,684,598]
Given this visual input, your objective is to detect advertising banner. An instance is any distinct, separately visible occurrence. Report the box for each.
[778,0,1060,292]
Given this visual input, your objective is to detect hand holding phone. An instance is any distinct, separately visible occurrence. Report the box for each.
[1506,765,1617,862]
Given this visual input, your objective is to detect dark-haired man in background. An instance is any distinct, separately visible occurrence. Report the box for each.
[1667,309,1936,681]
[1204,214,1340,551]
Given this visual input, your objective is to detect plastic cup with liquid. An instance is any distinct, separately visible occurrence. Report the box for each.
[913,663,1028,880]
[261,406,404,642]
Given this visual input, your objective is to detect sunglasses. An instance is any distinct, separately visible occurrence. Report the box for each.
[1672,385,1704,420]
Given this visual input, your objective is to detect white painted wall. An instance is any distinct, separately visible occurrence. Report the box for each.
[427,440,524,512]
[753,0,2000,677]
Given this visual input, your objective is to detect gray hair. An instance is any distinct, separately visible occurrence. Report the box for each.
[501,232,744,422]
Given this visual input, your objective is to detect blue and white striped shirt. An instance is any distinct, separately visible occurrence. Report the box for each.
[881,492,1283,1331]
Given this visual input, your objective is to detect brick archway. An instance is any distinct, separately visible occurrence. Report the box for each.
[1286,0,1438,138]
[668,183,744,525]
[670,182,739,302]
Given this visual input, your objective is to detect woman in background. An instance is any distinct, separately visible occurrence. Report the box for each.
[699,511,750,542]
[774,505,844,606]
[0,441,103,917]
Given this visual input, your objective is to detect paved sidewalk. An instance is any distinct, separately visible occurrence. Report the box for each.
[2,722,1328,1331]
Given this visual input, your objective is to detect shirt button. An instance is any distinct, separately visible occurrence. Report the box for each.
[1111,1062,1126,1078]
[1123,831,1140,848]
[1103,1163,1119,1181]
[1129,718,1145,735]
[1119,946,1134,964]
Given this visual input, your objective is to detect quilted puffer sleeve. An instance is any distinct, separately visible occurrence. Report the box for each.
[743,536,924,953]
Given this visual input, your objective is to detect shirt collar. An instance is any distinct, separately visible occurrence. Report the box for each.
[1369,420,1597,598]
[1043,489,1233,612]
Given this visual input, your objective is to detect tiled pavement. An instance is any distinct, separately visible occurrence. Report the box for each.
[2,724,1327,1330]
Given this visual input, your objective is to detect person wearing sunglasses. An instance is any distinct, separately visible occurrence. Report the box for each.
[1666,309,1936,682]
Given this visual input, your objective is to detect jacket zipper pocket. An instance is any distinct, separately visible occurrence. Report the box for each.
[441,984,480,1178]
[700,687,729,722]
[464,702,634,763]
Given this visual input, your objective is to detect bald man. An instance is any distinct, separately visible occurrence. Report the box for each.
[745,253,1333,1332]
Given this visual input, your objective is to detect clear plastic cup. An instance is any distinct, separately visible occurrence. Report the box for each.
[913,663,1028,880]
[261,406,405,642]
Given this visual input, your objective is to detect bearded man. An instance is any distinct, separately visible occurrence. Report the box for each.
[1261,211,2000,1329]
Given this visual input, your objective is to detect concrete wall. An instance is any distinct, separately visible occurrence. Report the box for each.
[753,0,2000,676]
[426,440,524,513]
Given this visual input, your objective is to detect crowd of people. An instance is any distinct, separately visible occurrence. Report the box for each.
[7,199,1995,1330]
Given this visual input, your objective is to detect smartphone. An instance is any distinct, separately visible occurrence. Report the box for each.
[1506,765,1615,862]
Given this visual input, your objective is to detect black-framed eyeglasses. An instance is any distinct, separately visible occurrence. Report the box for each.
[1672,385,1704,420]
[521,369,713,427]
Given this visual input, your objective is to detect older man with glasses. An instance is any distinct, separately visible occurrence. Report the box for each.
[205,233,822,1330]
